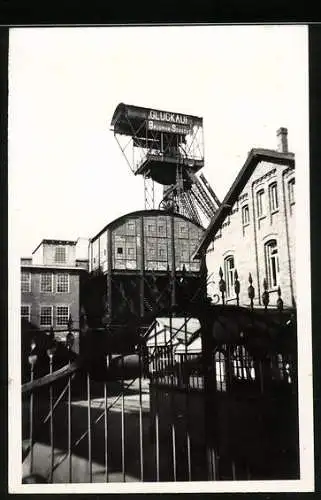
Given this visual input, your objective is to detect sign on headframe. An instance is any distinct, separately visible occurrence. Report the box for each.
[147,109,193,135]
[147,120,192,135]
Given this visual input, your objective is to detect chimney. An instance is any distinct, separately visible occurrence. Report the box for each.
[276,127,288,153]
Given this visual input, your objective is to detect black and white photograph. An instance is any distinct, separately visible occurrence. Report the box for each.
[8,25,314,493]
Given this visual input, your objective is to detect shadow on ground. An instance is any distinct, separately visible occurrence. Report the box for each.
[22,378,208,483]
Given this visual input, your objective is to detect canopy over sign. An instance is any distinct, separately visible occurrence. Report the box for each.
[110,102,203,138]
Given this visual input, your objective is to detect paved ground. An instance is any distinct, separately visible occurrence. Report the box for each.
[22,376,209,483]
[22,378,160,483]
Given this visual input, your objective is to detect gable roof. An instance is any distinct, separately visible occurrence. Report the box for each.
[193,148,295,259]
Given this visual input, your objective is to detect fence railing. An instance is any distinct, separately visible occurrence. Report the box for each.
[21,299,298,484]
[210,267,287,311]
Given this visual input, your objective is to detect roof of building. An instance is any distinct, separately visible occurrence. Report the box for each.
[193,148,295,259]
[145,317,201,346]
[90,209,205,243]
[20,263,88,272]
[32,239,77,255]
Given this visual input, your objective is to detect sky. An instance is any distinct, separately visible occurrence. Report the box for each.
[8,25,308,257]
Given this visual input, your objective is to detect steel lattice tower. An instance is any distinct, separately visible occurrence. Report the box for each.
[110,103,220,225]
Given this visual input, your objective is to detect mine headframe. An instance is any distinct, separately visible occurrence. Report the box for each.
[110,102,220,224]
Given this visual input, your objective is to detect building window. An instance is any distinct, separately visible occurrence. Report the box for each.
[180,249,189,261]
[55,246,66,263]
[232,346,255,380]
[269,182,279,212]
[147,223,156,235]
[40,306,53,327]
[288,178,295,205]
[159,247,166,259]
[147,245,156,259]
[56,306,69,327]
[256,189,265,218]
[56,273,69,293]
[21,271,31,292]
[21,305,31,322]
[127,247,135,258]
[265,239,280,288]
[117,247,123,255]
[224,255,235,297]
[215,351,227,391]
[40,273,53,293]
[127,221,136,235]
[158,224,166,236]
[241,204,250,225]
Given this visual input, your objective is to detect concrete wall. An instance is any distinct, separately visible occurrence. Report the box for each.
[206,160,295,308]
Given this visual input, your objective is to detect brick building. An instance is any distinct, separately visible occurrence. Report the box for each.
[194,128,295,308]
[21,238,89,338]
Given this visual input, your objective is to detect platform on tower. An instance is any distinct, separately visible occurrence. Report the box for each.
[135,153,204,185]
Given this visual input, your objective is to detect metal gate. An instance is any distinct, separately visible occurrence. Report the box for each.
[21,284,299,483]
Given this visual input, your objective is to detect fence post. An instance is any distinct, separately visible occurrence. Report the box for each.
[262,278,269,311]
[248,273,255,311]
[66,329,74,483]
[219,267,226,305]
[234,269,240,307]
[46,341,57,483]
[276,286,284,313]
[28,340,38,476]
[200,306,218,480]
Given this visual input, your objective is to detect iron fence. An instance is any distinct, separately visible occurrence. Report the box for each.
[21,275,299,484]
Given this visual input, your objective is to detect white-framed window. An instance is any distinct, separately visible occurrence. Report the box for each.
[288,177,295,205]
[21,304,31,322]
[269,182,279,212]
[127,247,135,258]
[224,255,235,297]
[55,246,66,263]
[40,306,53,327]
[21,271,31,292]
[40,273,53,293]
[256,189,265,218]
[56,305,69,327]
[241,204,250,225]
[265,239,280,288]
[56,273,69,293]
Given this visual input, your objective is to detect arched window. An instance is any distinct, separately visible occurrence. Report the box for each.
[224,255,235,297]
[288,178,295,205]
[241,204,250,226]
[265,239,280,288]
[269,182,279,212]
[256,189,265,218]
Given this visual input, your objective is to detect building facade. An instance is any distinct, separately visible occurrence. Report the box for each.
[195,128,295,308]
[84,209,205,329]
[21,238,89,337]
